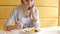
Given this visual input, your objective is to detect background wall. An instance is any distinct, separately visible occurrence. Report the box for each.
[59,0,60,26]
[0,0,58,30]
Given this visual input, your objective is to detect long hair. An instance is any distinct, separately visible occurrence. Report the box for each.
[21,0,24,3]
[21,0,29,3]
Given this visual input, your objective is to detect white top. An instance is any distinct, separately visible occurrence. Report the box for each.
[5,5,40,29]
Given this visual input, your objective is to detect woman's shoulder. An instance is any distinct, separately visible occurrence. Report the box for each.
[12,5,22,14]
[13,5,22,11]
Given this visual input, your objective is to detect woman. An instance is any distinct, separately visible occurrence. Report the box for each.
[5,0,40,30]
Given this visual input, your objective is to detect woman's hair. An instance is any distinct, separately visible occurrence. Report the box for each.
[21,0,29,3]
[21,0,24,3]
[21,0,34,4]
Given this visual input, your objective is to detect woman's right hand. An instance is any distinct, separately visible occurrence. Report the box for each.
[5,26,16,31]
[4,23,23,31]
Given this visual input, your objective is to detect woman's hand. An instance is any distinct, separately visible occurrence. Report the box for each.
[4,23,23,31]
[28,4,34,10]
[5,26,16,31]
[15,23,23,30]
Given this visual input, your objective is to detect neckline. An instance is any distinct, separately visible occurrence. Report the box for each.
[21,6,30,18]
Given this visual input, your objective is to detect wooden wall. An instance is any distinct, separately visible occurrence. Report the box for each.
[59,0,60,26]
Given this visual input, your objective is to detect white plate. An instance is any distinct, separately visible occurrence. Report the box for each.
[23,28,41,34]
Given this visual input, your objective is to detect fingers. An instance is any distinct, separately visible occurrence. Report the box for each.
[31,4,34,8]
[28,4,34,10]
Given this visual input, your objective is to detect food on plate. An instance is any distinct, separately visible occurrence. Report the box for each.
[24,28,39,33]
[34,29,38,32]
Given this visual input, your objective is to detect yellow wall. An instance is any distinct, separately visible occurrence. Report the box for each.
[58,0,60,26]
[0,0,58,30]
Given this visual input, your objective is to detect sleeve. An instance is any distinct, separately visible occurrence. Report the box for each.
[5,8,17,26]
[32,7,41,28]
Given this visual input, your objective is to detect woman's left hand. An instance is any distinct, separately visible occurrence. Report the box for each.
[29,4,37,22]
[28,4,34,10]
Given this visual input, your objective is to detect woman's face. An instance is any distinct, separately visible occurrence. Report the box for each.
[22,0,34,7]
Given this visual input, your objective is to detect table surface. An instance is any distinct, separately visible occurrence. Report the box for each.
[0,26,59,34]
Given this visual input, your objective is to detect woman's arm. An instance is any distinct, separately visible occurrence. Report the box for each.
[30,7,40,28]
[4,8,17,31]
[5,10,14,30]
[30,9,37,22]
[29,4,38,22]
[4,8,24,30]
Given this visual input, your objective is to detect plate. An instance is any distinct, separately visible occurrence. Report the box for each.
[23,28,40,33]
